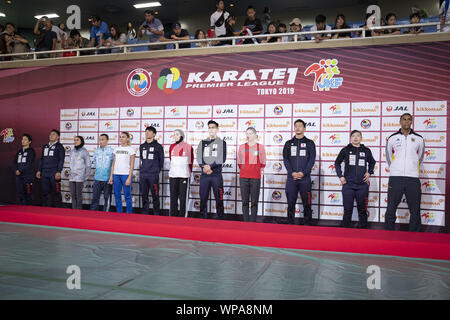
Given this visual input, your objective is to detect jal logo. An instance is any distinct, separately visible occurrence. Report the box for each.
[144,123,160,128]
[305,122,316,127]
[423,118,437,129]
[81,111,96,117]
[273,162,283,172]
[329,134,341,144]
[222,164,233,168]
[223,191,232,196]
[421,212,435,224]
[328,193,340,203]
[272,191,282,201]
[424,149,436,160]
[360,119,371,129]
[386,106,408,112]
[422,181,436,192]
[273,105,283,115]
[216,108,235,115]
[223,136,233,141]
[85,136,95,141]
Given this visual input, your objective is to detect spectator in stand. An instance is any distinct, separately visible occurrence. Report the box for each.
[289,18,306,41]
[4,22,30,60]
[33,17,57,58]
[220,16,246,45]
[243,5,263,44]
[139,10,164,50]
[34,18,66,56]
[89,15,111,50]
[262,7,272,33]
[210,0,230,38]
[261,22,281,43]
[359,12,380,37]
[194,29,209,47]
[278,23,289,42]
[58,23,69,48]
[127,22,137,41]
[332,14,352,39]
[382,13,402,35]
[67,29,91,55]
[105,24,127,53]
[440,0,450,32]
[310,14,332,42]
[406,12,424,34]
[161,22,190,49]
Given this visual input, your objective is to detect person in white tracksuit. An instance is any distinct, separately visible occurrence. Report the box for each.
[385,113,425,232]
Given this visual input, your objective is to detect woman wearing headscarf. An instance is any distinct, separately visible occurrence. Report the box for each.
[69,136,91,209]
[169,129,194,217]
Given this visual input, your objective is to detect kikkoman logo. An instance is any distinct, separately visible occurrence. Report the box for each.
[158,67,182,94]
[126,68,152,97]
[304,58,343,91]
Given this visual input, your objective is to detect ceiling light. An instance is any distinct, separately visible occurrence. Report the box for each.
[0,13,6,18]
[34,14,60,19]
[133,2,162,9]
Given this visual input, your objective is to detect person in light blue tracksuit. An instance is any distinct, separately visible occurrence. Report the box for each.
[90,134,114,212]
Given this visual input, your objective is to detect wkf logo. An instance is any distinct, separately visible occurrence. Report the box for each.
[273,162,283,172]
[360,119,371,129]
[126,68,152,97]
[193,200,201,210]
[273,105,283,115]
[272,191,282,201]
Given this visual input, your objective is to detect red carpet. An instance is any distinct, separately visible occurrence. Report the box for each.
[0,205,449,260]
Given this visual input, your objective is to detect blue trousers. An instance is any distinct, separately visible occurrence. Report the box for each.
[113,175,132,213]
[140,174,160,215]
[286,177,313,225]
[41,173,62,207]
[16,175,33,205]
[199,174,224,219]
[90,180,112,212]
[342,182,369,228]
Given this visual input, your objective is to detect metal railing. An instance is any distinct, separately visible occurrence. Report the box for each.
[0,22,447,61]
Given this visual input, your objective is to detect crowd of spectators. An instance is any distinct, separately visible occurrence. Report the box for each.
[0,0,448,60]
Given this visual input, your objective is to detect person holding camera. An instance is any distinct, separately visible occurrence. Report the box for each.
[139,10,164,50]
[33,17,58,58]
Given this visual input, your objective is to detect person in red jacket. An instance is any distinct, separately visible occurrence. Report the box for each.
[237,127,266,222]
[169,129,194,217]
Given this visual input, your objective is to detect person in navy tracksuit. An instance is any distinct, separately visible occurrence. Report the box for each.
[36,129,65,207]
[334,130,376,228]
[197,120,227,219]
[139,126,164,215]
[283,119,316,225]
[14,134,36,205]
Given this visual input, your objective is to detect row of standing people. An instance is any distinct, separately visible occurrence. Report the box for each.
[14,113,424,231]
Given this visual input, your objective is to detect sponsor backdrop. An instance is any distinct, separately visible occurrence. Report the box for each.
[0,41,449,230]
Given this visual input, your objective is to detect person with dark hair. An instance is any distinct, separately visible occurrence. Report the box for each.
[278,23,289,42]
[243,5,263,44]
[91,134,114,211]
[105,24,127,53]
[89,15,111,49]
[67,29,91,55]
[33,17,66,57]
[161,22,190,49]
[197,120,227,219]
[334,130,376,228]
[310,14,332,42]
[139,9,164,50]
[406,12,424,34]
[383,13,401,35]
[69,136,91,210]
[169,129,194,217]
[194,29,209,47]
[288,18,305,41]
[332,14,351,39]
[220,16,246,45]
[283,119,316,225]
[36,129,65,207]
[359,12,379,37]
[139,126,164,215]
[237,127,266,222]
[385,113,425,232]
[14,134,35,205]
[261,22,281,43]
[262,7,272,33]
[210,0,230,38]
[110,132,136,213]
[3,22,30,60]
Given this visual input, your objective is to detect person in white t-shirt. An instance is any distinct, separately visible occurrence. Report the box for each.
[210,0,230,37]
[440,0,450,32]
[310,14,332,42]
[109,132,136,213]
